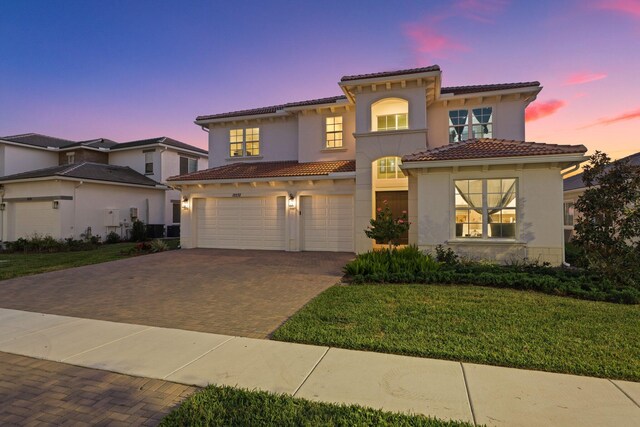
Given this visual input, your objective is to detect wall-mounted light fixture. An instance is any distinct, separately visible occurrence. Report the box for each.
[287,193,296,209]
[182,196,190,210]
[0,203,5,211]
[52,200,59,209]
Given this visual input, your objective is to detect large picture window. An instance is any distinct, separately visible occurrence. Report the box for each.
[449,107,493,143]
[229,128,260,157]
[455,178,517,239]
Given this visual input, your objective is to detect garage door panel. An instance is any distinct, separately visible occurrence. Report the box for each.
[301,195,354,252]
[195,197,285,250]
[14,202,60,239]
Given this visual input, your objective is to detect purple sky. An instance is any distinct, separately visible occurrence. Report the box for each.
[1,0,638,158]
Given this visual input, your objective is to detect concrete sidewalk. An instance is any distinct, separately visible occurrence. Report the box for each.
[1,308,638,426]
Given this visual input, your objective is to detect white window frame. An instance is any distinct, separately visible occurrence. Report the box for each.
[377,157,403,180]
[453,177,518,240]
[563,202,575,227]
[144,151,154,175]
[448,106,494,143]
[376,113,408,131]
[229,128,260,157]
[325,116,343,148]
[66,152,75,164]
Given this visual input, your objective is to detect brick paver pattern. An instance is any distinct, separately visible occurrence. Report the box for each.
[0,352,198,426]
[0,249,352,338]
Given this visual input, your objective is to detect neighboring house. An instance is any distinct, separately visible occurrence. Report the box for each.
[0,134,207,241]
[563,151,640,241]
[167,65,587,265]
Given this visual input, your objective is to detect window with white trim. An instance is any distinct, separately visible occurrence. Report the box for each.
[229,128,260,157]
[377,157,403,180]
[66,152,75,164]
[564,202,575,226]
[449,107,493,143]
[455,178,517,239]
[377,113,408,131]
[144,152,154,174]
[180,156,198,175]
[325,116,343,148]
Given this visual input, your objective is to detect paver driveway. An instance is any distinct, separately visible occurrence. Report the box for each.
[0,249,352,338]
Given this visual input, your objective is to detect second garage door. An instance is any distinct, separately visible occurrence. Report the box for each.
[301,195,354,252]
[196,196,286,250]
[14,201,60,239]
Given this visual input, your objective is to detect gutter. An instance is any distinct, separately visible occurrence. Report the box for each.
[400,154,589,170]
[0,176,168,190]
[167,171,357,186]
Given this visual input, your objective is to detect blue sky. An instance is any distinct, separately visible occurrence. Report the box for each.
[1,0,638,157]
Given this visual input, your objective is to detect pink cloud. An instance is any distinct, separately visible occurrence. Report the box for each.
[403,23,469,59]
[525,100,567,122]
[583,107,640,127]
[565,72,607,85]
[595,0,640,18]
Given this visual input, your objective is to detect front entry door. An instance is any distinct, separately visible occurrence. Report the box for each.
[375,190,409,245]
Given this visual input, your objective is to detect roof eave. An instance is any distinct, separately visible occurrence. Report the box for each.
[401,153,589,169]
[439,86,542,101]
[0,175,167,189]
[194,111,290,126]
[167,171,356,185]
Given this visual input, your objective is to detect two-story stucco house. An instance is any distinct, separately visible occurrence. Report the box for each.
[0,134,207,241]
[168,66,587,265]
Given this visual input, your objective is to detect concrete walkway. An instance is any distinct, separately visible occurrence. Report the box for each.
[1,308,638,426]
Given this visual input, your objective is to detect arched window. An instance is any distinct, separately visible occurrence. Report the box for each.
[371,98,409,131]
[376,156,403,180]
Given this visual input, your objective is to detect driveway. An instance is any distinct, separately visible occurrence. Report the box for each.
[0,249,352,338]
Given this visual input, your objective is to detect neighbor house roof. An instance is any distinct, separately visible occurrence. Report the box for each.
[440,82,540,95]
[0,162,164,187]
[1,133,78,149]
[1,133,207,155]
[563,152,640,191]
[168,160,355,182]
[195,96,348,121]
[402,139,587,162]
[108,136,208,155]
[340,65,441,82]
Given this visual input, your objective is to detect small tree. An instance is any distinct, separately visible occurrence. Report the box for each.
[130,219,147,242]
[365,200,411,251]
[573,151,640,287]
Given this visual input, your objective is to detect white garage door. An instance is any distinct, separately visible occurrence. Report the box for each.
[301,195,354,252]
[14,201,60,239]
[195,196,286,250]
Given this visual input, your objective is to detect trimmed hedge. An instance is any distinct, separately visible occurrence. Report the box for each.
[344,247,640,304]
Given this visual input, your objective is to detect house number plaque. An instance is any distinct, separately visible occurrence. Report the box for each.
[232,193,242,198]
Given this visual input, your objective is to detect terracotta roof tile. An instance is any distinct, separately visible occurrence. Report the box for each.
[341,65,441,82]
[196,96,348,121]
[440,82,540,95]
[402,139,587,162]
[168,160,356,181]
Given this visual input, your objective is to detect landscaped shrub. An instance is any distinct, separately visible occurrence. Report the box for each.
[130,219,146,242]
[344,247,640,304]
[434,244,459,265]
[105,231,121,244]
[149,239,169,253]
[3,234,101,253]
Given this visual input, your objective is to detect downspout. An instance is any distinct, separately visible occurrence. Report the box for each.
[73,181,84,239]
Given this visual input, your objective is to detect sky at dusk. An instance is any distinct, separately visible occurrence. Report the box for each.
[1,0,638,159]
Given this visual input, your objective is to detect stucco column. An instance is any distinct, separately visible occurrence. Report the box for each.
[354,156,374,253]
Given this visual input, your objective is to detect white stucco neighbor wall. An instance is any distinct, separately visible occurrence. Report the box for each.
[1,145,58,176]
[1,180,165,241]
[208,118,298,168]
[109,149,162,182]
[410,164,565,265]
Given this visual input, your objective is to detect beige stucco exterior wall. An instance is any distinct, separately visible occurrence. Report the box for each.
[409,164,565,265]
[178,178,355,250]
[426,99,527,149]
[208,118,298,168]
[297,110,356,163]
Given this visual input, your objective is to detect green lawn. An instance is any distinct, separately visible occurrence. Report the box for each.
[160,385,471,427]
[0,243,137,280]
[273,284,640,381]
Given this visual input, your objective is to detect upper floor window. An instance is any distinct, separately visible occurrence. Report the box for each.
[455,178,517,239]
[229,128,260,157]
[371,98,409,131]
[144,151,154,174]
[449,107,493,143]
[180,156,198,175]
[325,116,343,148]
[377,157,403,180]
[66,152,75,164]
